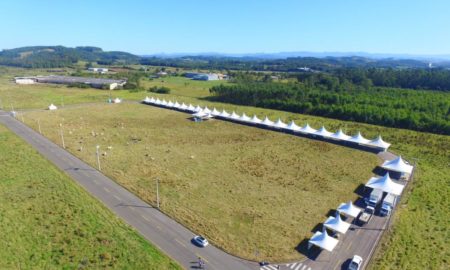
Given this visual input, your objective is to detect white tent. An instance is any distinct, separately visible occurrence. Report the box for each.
[219,109,230,118]
[150,97,156,103]
[211,108,221,116]
[381,156,413,175]
[155,98,162,105]
[261,116,274,126]
[167,100,174,107]
[349,131,370,145]
[203,106,212,114]
[239,113,251,122]
[179,103,188,110]
[143,96,151,103]
[187,104,196,112]
[229,111,240,119]
[250,115,262,124]
[48,103,58,110]
[173,101,181,108]
[161,99,168,106]
[299,123,317,134]
[192,109,211,118]
[337,201,362,218]
[324,212,351,234]
[194,105,202,112]
[330,129,351,141]
[369,136,391,150]
[273,118,288,128]
[366,173,405,196]
[286,120,301,131]
[113,98,122,103]
[314,126,333,137]
[308,227,339,252]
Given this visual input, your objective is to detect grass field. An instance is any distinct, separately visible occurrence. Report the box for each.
[2,66,449,268]
[21,103,379,261]
[0,124,180,269]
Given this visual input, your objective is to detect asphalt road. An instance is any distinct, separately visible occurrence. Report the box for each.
[1,109,407,270]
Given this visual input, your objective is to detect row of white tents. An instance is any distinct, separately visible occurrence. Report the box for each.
[142,96,391,151]
[308,156,412,252]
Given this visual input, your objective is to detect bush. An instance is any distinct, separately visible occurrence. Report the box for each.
[148,86,171,94]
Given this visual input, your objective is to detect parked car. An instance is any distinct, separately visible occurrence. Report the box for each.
[348,255,363,270]
[358,206,375,225]
[380,193,397,216]
[365,188,383,208]
[193,235,209,247]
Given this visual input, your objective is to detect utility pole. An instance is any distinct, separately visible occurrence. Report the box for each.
[59,123,66,149]
[96,145,101,171]
[37,119,42,134]
[156,178,160,209]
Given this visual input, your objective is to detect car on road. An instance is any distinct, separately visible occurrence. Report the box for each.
[348,255,363,270]
[193,235,209,247]
[358,206,375,225]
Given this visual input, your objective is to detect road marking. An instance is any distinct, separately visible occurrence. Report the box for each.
[174,238,186,247]
[93,179,99,185]
[295,263,303,270]
[301,265,307,270]
[156,225,163,231]
[113,194,121,201]
[288,262,298,269]
[103,187,111,193]
[346,241,353,251]
[141,215,151,222]
[333,260,341,270]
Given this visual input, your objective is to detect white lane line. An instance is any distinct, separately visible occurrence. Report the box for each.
[301,265,307,270]
[103,187,111,193]
[113,194,121,201]
[289,262,298,269]
[308,267,312,270]
[294,263,303,270]
[174,238,186,248]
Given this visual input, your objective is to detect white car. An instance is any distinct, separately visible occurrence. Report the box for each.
[348,255,363,270]
[193,235,209,247]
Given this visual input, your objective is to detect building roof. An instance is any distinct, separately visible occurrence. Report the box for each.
[36,75,126,85]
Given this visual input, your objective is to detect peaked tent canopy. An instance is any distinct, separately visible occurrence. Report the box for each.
[113,98,122,103]
[308,227,339,252]
[366,173,405,196]
[300,123,317,134]
[194,105,202,112]
[369,136,391,150]
[337,201,362,218]
[143,96,151,103]
[261,116,274,126]
[381,156,413,174]
[273,118,288,128]
[150,97,156,103]
[251,115,262,124]
[155,98,162,105]
[203,106,212,114]
[187,104,196,112]
[211,108,221,116]
[229,111,240,119]
[161,99,168,106]
[324,212,351,234]
[48,104,58,110]
[173,101,181,108]
[349,131,370,144]
[287,120,301,131]
[239,113,251,122]
[315,126,333,137]
[219,109,230,117]
[180,103,188,110]
[330,129,351,141]
[167,101,174,107]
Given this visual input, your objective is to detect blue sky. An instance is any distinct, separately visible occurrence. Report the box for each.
[1,0,449,55]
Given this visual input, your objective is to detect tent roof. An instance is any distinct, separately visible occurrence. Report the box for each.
[273,118,287,128]
[203,106,211,114]
[155,98,161,105]
[309,228,339,252]
[180,103,188,110]
[150,97,155,103]
[324,213,351,234]
[219,109,230,117]
[187,104,196,112]
[229,111,240,119]
[48,104,58,110]
[330,129,351,140]
[349,131,370,144]
[381,156,413,174]
[113,98,121,103]
[194,105,202,112]
[143,96,151,103]
[287,120,301,131]
[315,126,333,137]
[167,101,174,107]
[369,135,391,149]
[239,113,251,122]
[300,123,317,134]
[161,99,168,106]
[251,115,262,123]
[337,201,362,218]
[366,173,405,195]
[261,116,274,126]
[173,101,181,108]
[211,108,221,115]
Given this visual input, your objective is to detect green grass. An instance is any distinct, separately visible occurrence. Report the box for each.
[0,124,180,269]
[21,103,379,262]
[2,66,450,268]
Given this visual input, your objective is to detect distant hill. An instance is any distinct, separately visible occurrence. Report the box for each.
[0,46,140,68]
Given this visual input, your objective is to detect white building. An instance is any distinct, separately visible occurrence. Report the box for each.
[88,67,109,74]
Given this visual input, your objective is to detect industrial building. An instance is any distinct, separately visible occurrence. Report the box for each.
[184,72,225,81]
[88,67,109,74]
[14,75,126,90]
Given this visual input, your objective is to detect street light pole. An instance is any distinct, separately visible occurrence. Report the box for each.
[96,145,101,171]
[59,123,65,149]
[37,119,42,134]
[156,178,160,209]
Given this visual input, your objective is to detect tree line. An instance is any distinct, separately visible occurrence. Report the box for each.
[209,82,450,135]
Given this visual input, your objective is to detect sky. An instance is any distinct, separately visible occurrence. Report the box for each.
[1,0,449,55]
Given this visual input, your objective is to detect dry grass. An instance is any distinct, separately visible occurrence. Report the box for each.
[22,103,379,261]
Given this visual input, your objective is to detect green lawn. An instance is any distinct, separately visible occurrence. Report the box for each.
[0,124,180,269]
